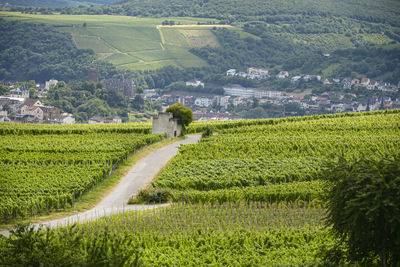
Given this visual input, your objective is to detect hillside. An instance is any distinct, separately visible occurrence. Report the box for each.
[2,11,399,84]
[0,0,118,8]
[70,0,400,27]
[0,18,97,82]
[1,0,399,84]
[0,12,225,71]
[65,0,400,82]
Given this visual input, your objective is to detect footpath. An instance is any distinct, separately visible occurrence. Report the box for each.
[0,135,201,237]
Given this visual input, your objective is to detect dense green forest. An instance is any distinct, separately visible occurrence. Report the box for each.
[59,0,400,27]
[191,29,400,83]
[0,19,129,82]
[60,0,400,84]
[0,0,118,8]
[45,81,130,121]
[1,0,399,87]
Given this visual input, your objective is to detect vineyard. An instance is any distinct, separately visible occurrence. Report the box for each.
[1,110,399,265]
[144,110,400,204]
[0,202,336,266]
[0,123,164,220]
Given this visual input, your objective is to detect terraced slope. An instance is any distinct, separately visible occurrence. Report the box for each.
[0,12,233,70]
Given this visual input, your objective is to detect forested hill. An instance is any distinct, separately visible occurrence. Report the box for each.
[0,0,119,8]
[69,0,400,26]
[1,0,399,84]
[57,0,400,82]
[0,19,123,82]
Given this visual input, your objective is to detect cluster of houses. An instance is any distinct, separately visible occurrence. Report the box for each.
[298,93,398,113]
[88,116,122,124]
[142,74,400,120]
[0,89,124,124]
[1,66,399,123]
[226,67,270,80]
[0,77,132,124]
[323,77,399,92]
[227,68,399,92]
[0,95,75,124]
[0,80,75,124]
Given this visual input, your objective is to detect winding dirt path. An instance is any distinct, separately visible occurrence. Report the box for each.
[0,135,201,237]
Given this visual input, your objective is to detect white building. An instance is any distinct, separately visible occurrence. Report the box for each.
[247,67,269,80]
[186,79,205,88]
[111,116,122,123]
[232,97,244,107]
[237,71,247,78]
[367,81,378,90]
[254,89,282,99]
[88,116,106,124]
[291,76,302,84]
[10,87,29,99]
[226,69,237,76]
[277,71,289,79]
[223,84,254,98]
[218,96,231,109]
[331,103,345,113]
[45,79,58,90]
[143,89,158,99]
[0,110,10,122]
[21,106,44,120]
[194,97,213,107]
[59,113,75,124]
[356,103,367,112]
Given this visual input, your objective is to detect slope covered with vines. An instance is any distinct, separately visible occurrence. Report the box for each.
[1,202,336,266]
[150,110,400,203]
[0,123,163,220]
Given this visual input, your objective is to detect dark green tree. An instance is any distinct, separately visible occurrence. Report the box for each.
[0,84,9,95]
[131,95,145,110]
[323,155,400,266]
[166,102,193,133]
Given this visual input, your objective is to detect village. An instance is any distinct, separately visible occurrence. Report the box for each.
[144,67,400,121]
[0,66,399,124]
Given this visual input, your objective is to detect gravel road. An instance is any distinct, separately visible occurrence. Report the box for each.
[0,135,201,237]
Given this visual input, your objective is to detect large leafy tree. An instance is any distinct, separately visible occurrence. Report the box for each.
[165,102,193,133]
[323,155,400,266]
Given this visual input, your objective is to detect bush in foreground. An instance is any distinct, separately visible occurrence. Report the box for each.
[324,155,400,266]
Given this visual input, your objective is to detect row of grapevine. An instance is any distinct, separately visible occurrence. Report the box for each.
[0,122,152,135]
[186,109,400,133]
[1,202,336,266]
[0,123,164,220]
[149,110,400,204]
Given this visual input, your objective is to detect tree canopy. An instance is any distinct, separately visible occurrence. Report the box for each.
[323,155,400,266]
[165,102,193,129]
[0,19,128,82]
[45,81,129,122]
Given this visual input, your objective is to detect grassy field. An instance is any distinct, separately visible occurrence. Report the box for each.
[0,12,236,70]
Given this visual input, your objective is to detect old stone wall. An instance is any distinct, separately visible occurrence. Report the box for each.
[152,112,182,137]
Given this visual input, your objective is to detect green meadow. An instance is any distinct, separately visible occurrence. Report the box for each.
[0,12,235,70]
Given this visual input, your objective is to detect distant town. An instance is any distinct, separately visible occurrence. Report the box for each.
[0,66,399,124]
